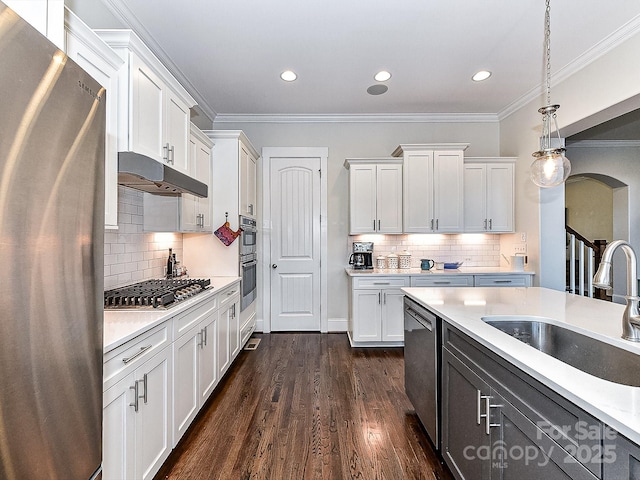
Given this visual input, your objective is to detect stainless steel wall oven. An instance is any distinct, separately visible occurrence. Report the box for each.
[239,216,257,310]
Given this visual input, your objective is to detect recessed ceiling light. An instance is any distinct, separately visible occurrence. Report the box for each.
[367,84,388,95]
[280,70,297,82]
[472,70,492,82]
[374,71,392,82]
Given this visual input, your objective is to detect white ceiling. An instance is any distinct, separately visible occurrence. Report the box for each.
[99,0,640,122]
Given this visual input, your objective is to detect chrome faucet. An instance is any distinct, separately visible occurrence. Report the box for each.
[593,240,640,342]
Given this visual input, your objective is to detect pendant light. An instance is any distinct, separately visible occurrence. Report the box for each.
[530,0,571,188]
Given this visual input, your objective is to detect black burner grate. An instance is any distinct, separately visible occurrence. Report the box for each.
[104,278,211,308]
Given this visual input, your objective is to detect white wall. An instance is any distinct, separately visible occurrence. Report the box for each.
[499,28,640,290]
[211,120,500,323]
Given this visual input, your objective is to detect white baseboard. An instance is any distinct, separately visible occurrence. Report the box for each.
[254,317,346,333]
[328,317,348,332]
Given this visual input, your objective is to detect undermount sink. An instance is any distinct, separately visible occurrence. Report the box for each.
[481,316,640,387]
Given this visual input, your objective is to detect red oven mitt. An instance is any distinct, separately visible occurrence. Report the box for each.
[214,221,242,246]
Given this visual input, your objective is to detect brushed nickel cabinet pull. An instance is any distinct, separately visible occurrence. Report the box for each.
[122,344,152,364]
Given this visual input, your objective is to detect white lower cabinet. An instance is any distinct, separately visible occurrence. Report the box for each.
[103,280,245,479]
[217,285,241,379]
[348,276,409,345]
[103,346,173,480]
[172,294,219,446]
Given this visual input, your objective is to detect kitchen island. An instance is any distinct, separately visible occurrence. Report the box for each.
[403,286,640,479]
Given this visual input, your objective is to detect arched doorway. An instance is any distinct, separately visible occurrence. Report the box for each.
[564,172,629,303]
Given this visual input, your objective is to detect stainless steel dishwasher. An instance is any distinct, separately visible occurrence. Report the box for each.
[404,296,439,448]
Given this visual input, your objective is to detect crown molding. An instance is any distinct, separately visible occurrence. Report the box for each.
[498,14,640,122]
[567,140,640,148]
[100,0,216,123]
[213,113,498,124]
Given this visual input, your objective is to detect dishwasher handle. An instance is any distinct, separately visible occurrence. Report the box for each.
[405,306,433,331]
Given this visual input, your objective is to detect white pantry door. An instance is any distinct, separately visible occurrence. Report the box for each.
[270,156,321,331]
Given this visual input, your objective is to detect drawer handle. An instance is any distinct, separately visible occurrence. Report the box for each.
[227,290,237,296]
[122,344,152,364]
[373,282,390,285]
[434,281,451,285]
[493,280,512,284]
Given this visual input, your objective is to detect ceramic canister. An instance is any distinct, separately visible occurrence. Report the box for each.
[399,251,411,269]
[376,256,386,269]
[387,253,399,269]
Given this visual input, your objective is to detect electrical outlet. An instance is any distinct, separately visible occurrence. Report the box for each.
[514,244,527,254]
[521,232,527,242]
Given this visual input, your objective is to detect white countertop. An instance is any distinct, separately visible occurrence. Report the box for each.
[103,276,240,353]
[402,286,640,445]
[346,266,535,276]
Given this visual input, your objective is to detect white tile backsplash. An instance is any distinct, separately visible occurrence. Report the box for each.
[104,187,183,289]
[349,233,500,268]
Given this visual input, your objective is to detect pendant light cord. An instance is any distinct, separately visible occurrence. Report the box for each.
[544,0,552,107]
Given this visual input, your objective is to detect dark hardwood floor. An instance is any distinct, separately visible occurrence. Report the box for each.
[155,333,454,480]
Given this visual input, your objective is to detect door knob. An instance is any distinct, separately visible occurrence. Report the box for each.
[272,264,278,269]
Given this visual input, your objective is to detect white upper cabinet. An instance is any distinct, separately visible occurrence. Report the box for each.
[240,143,257,217]
[207,130,260,220]
[464,158,515,233]
[5,0,64,48]
[95,30,196,175]
[181,125,212,232]
[344,158,403,234]
[393,144,468,233]
[64,9,124,229]
[143,123,212,233]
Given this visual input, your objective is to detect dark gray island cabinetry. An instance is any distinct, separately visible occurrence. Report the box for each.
[442,322,602,480]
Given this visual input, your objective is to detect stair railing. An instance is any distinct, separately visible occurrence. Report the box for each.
[566,226,607,297]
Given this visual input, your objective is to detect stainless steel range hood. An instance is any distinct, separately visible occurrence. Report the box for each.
[118,151,208,197]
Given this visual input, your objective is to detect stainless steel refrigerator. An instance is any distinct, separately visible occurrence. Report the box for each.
[0,3,105,479]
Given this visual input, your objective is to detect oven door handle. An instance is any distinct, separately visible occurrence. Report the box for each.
[242,259,258,268]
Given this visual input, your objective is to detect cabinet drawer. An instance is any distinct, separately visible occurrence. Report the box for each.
[352,276,410,289]
[219,283,241,309]
[173,293,217,339]
[104,321,170,389]
[474,275,530,287]
[411,275,473,287]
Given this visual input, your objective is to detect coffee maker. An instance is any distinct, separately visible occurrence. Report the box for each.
[349,241,374,269]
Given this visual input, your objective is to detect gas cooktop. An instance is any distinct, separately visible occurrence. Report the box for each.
[104,278,211,309]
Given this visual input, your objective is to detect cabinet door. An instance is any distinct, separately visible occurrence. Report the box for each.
[403,151,434,232]
[199,314,218,403]
[463,163,488,232]
[165,93,190,174]
[180,136,200,232]
[103,374,136,480]
[230,298,242,359]
[433,151,464,232]
[240,144,257,217]
[172,326,200,446]
[135,347,172,480]
[486,163,514,232]
[381,288,405,342]
[352,289,382,342]
[130,54,164,162]
[349,164,377,234]
[217,304,231,378]
[195,139,212,231]
[604,431,640,479]
[442,348,492,480]
[492,391,599,480]
[376,164,403,233]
